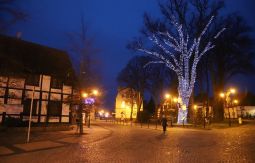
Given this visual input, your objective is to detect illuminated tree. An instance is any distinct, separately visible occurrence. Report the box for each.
[131,15,225,124]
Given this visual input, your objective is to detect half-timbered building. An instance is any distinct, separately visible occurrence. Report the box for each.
[0,34,76,123]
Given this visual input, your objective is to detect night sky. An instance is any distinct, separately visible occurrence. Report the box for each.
[6,0,255,109]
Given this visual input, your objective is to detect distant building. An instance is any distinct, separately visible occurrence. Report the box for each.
[224,106,255,119]
[115,87,142,120]
[0,34,76,123]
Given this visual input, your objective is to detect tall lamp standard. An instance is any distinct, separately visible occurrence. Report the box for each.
[193,105,198,126]
[164,93,171,113]
[82,89,99,128]
[164,93,178,124]
[219,88,237,127]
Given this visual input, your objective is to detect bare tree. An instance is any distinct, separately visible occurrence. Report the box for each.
[0,0,27,32]
[117,56,151,121]
[68,16,101,90]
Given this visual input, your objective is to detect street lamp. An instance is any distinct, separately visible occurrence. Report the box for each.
[230,88,236,94]
[219,93,225,98]
[82,92,88,98]
[163,93,179,123]
[163,93,172,116]
[92,89,99,96]
[82,89,100,128]
[165,93,171,99]
[193,104,197,126]
[219,88,237,127]
[233,99,238,104]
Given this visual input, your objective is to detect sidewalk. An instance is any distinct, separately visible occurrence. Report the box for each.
[0,124,112,157]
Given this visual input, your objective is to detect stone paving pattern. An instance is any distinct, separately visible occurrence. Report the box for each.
[0,121,255,163]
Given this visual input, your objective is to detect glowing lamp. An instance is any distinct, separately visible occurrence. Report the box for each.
[92,89,99,96]
[165,93,171,99]
[219,93,225,98]
[234,99,239,104]
[82,92,88,98]
[230,88,236,94]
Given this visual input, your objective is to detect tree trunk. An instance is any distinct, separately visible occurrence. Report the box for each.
[212,82,224,122]
[177,82,190,124]
[177,96,189,124]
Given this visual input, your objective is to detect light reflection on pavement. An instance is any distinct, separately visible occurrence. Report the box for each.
[1,121,255,163]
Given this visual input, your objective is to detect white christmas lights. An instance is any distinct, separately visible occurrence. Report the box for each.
[138,16,224,124]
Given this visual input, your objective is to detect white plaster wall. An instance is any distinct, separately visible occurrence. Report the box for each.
[0,104,23,114]
[62,103,69,116]
[0,76,8,87]
[42,75,50,91]
[50,93,61,101]
[25,91,40,99]
[48,117,59,122]
[51,88,61,93]
[0,98,4,104]
[40,116,46,122]
[42,92,49,100]
[7,99,21,105]
[9,78,25,88]
[61,117,69,122]
[41,101,47,115]
[9,89,22,98]
[63,85,72,94]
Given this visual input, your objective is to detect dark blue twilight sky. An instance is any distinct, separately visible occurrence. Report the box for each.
[6,0,255,109]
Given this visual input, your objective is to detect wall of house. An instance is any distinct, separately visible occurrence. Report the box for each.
[227,106,255,118]
[115,88,139,120]
[0,75,73,123]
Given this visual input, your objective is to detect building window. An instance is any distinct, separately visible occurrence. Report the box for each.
[23,99,38,115]
[51,77,62,89]
[26,74,40,86]
[48,101,61,116]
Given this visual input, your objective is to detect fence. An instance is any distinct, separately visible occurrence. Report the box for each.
[101,117,213,129]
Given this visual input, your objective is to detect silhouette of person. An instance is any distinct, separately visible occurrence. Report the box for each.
[162,115,167,135]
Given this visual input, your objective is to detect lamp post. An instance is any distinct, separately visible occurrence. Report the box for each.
[82,89,99,128]
[164,93,171,114]
[193,104,197,127]
[164,93,178,124]
[219,88,237,127]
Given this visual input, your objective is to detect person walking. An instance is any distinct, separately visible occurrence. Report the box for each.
[76,117,80,133]
[162,115,167,135]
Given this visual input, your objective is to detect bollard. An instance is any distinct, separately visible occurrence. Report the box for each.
[69,112,72,124]
[2,112,6,125]
[238,117,242,125]
[204,117,206,128]
[147,120,150,128]
[20,112,23,121]
[155,120,158,129]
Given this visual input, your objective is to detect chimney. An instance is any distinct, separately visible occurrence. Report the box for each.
[16,31,22,39]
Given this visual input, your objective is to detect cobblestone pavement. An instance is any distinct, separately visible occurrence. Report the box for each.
[1,121,255,163]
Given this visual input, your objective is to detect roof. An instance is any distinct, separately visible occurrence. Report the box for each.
[0,34,76,84]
